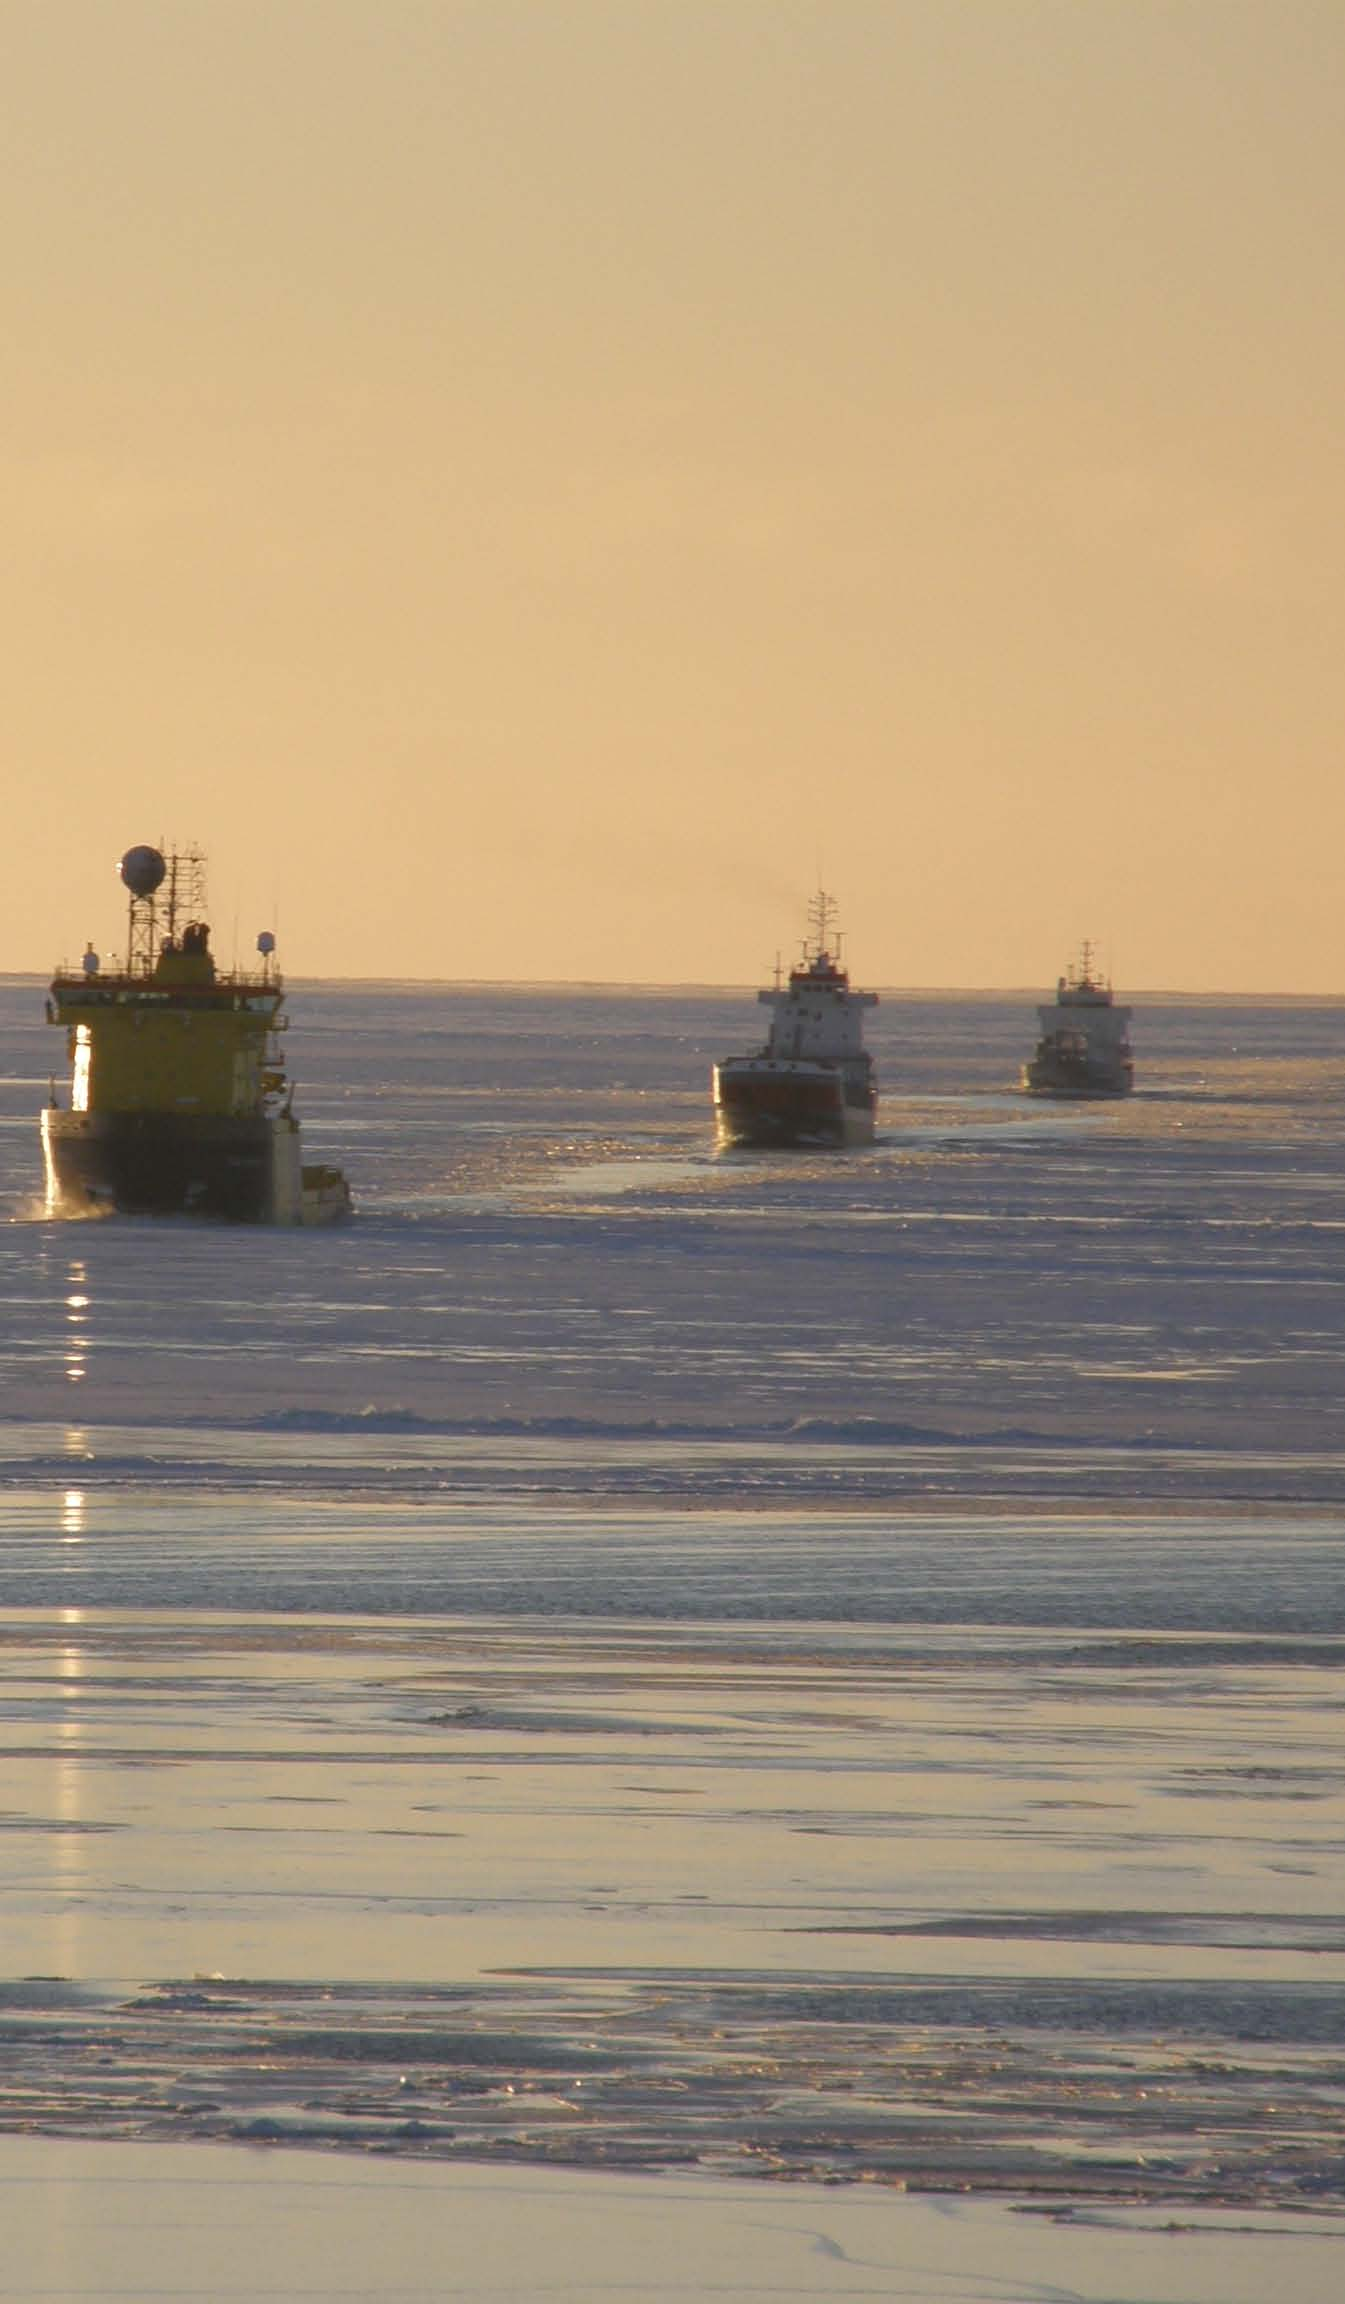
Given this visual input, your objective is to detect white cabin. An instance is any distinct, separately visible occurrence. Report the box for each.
[756,893,877,1065]
[1036,996,1132,1052]
[1039,944,1131,1050]
[759,954,877,1062]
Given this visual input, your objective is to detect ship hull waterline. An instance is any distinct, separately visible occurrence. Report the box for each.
[43,1108,306,1222]
[713,1064,876,1150]
[1022,1056,1133,1100]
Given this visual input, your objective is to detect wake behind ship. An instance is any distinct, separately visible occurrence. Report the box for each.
[1022,943,1134,1098]
[41,844,351,1222]
[714,893,878,1148]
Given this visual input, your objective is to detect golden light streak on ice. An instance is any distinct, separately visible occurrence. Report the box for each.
[63,1259,88,1385]
[53,1603,89,1985]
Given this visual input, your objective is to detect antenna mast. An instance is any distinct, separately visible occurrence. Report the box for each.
[806,887,837,962]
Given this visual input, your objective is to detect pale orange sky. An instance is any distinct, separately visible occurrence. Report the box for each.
[4,1,1343,988]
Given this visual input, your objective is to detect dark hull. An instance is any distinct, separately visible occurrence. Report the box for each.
[42,1109,277,1220]
[1023,1049,1133,1099]
[713,1064,876,1149]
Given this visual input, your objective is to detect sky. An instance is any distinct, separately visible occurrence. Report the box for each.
[4,0,1343,990]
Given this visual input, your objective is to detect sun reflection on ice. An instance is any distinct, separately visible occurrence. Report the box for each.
[64,1259,89,1386]
[53,1595,89,1981]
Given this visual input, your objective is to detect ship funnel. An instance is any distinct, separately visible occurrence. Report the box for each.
[119,845,167,899]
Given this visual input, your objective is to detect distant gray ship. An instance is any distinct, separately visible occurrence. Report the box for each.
[1023,944,1133,1098]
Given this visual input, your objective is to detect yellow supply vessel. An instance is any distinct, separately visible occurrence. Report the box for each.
[42,844,351,1222]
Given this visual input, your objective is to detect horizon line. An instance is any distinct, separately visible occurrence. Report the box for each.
[4,969,1344,1006]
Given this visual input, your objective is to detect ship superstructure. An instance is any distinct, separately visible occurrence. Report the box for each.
[714,892,878,1147]
[41,844,351,1221]
[1022,943,1133,1098]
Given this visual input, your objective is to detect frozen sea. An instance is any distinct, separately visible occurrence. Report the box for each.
[1,976,1343,2301]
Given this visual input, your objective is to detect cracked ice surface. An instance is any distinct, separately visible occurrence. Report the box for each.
[1,983,1343,2297]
